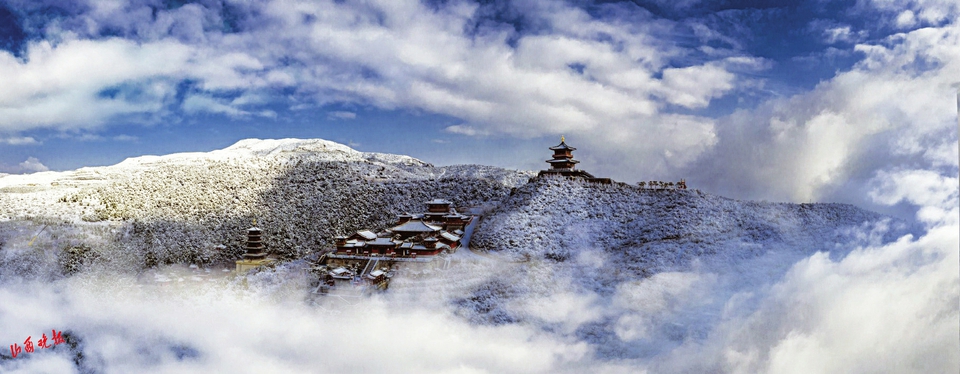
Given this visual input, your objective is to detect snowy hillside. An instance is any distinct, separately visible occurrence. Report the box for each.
[0,138,535,275]
[0,139,937,373]
[0,138,910,281]
[474,176,909,269]
[392,175,915,359]
[461,176,914,319]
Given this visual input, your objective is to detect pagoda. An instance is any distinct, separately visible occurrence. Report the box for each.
[537,136,611,183]
[235,221,275,272]
[546,136,580,171]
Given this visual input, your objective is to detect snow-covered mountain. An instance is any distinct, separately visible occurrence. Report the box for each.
[0,137,912,281]
[437,176,912,328]
[0,138,534,276]
[474,175,908,270]
[0,138,928,372]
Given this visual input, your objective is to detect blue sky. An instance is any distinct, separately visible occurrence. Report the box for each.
[0,0,957,217]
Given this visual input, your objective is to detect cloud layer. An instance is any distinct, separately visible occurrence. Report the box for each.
[1,0,954,213]
[0,0,758,174]
[681,2,958,215]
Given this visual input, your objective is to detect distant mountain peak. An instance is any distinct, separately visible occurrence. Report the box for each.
[223,138,359,156]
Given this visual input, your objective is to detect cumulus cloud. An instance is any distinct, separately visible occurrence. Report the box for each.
[0,0,762,178]
[0,37,192,131]
[0,0,954,207]
[17,157,48,173]
[651,231,958,373]
[0,156,49,173]
[865,0,959,25]
[681,12,959,213]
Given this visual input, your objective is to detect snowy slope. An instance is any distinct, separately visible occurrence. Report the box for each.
[0,138,909,281]
[0,138,535,274]
[457,175,914,329]
[474,175,910,273]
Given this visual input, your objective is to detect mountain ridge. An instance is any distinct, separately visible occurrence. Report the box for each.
[0,138,909,281]
[0,138,535,275]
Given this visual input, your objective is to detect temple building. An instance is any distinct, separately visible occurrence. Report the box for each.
[315,199,473,292]
[330,199,468,260]
[538,136,611,183]
[235,222,276,272]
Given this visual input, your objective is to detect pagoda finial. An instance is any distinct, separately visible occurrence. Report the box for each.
[253,218,257,226]
[561,135,565,143]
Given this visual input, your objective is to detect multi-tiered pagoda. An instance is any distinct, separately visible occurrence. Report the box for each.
[235,221,275,272]
[538,136,610,183]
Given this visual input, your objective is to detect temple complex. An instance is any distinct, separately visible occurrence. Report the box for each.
[314,199,473,292]
[330,198,468,259]
[538,136,611,183]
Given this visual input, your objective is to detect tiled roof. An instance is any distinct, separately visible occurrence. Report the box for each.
[391,220,442,233]
[356,230,377,240]
[549,141,576,151]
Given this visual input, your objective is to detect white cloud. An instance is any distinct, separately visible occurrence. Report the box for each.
[517,291,603,335]
[112,135,138,142]
[612,272,715,342]
[0,136,40,145]
[0,37,192,132]
[445,124,490,136]
[243,0,756,175]
[865,0,959,25]
[823,25,867,44]
[869,169,959,225]
[181,94,249,117]
[326,111,356,120]
[1,1,954,200]
[0,273,591,374]
[689,229,959,373]
[74,133,105,142]
[659,63,735,108]
[895,10,917,29]
[17,157,49,173]
[681,17,960,207]
[0,0,768,182]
